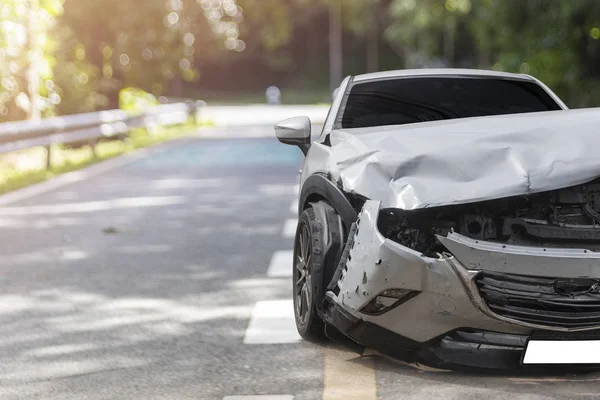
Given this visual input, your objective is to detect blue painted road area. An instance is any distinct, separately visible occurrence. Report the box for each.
[130,137,303,170]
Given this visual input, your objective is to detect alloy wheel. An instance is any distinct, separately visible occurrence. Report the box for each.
[294,223,312,325]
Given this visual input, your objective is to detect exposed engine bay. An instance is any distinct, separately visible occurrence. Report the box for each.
[377,179,600,257]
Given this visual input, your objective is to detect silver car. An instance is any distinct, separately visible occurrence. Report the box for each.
[275,68,600,370]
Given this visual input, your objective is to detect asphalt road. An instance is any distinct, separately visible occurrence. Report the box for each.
[0,128,599,399]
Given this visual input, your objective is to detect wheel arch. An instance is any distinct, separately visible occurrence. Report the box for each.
[298,173,358,229]
[299,174,359,317]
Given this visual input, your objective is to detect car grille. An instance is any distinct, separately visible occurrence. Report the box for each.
[475,271,600,328]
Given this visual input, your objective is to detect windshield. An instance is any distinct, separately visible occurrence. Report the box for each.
[340,77,563,129]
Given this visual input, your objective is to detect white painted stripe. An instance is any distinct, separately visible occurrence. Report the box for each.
[282,219,298,238]
[0,138,191,207]
[323,348,377,400]
[224,396,294,400]
[267,250,293,278]
[0,196,186,216]
[259,184,298,196]
[243,300,300,344]
[289,199,297,214]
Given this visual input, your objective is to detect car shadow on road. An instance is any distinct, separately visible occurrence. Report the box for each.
[314,339,600,399]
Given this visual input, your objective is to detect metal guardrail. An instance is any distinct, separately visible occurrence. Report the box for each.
[0,101,204,168]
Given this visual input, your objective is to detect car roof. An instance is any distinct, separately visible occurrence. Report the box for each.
[352,68,534,82]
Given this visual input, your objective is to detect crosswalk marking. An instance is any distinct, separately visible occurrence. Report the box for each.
[223,396,294,400]
[243,300,300,344]
[282,219,298,238]
[235,197,305,396]
[267,250,293,278]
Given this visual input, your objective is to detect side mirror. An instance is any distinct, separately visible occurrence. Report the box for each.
[275,116,311,155]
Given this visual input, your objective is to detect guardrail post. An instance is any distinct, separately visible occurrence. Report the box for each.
[193,102,198,126]
[46,145,52,169]
[185,100,196,126]
[90,140,97,160]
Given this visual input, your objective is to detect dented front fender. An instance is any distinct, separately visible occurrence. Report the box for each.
[332,200,465,311]
[327,200,532,342]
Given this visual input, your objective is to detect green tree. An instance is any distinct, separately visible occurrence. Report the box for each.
[58,0,246,110]
[381,0,600,106]
[472,0,600,106]
[1,0,249,120]
[385,0,473,67]
[0,0,64,121]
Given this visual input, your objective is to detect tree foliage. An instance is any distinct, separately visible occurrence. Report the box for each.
[473,0,600,106]
[1,0,600,121]
[1,0,246,120]
[57,0,245,110]
[383,0,600,105]
[0,0,64,120]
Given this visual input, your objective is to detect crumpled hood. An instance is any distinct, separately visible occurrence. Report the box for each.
[308,108,600,210]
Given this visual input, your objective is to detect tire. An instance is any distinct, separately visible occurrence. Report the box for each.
[293,207,326,340]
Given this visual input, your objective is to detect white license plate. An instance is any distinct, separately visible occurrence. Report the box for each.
[523,340,600,364]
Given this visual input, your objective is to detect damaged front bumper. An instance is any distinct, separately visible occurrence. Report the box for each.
[323,200,600,369]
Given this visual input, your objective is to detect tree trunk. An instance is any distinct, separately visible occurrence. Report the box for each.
[366,2,379,72]
[443,20,456,67]
[479,48,491,68]
[27,0,41,120]
[329,1,343,95]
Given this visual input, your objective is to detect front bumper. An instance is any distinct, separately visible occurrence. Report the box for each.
[324,300,528,370]
[324,200,600,368]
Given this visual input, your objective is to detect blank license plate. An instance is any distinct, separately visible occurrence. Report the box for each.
[523,340,600,364]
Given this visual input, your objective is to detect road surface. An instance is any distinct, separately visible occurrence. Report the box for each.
[0,128,598,399]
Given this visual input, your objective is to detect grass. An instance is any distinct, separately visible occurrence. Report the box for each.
[0,122,198,195]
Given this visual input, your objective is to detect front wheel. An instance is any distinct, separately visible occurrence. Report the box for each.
[293,207,325,340]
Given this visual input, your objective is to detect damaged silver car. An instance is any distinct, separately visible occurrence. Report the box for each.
[275,68,600,370]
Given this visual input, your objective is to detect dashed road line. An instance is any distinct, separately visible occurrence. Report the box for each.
[267,250,293,278]
[243,300,300,344]
[0,196,186,216]
[236,200,306,398]
[282,219,298,238]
